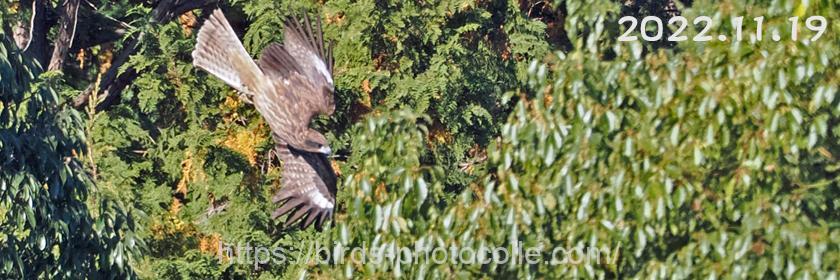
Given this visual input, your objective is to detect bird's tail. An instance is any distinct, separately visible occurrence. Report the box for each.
[192,9,263,94]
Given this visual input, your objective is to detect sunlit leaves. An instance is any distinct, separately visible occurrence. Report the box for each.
[313,0,838,278]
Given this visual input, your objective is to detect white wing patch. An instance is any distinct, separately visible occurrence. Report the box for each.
[310,52,333,85]
[308,191,334,209]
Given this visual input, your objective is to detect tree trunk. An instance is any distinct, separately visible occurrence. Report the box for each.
[23,0,50,67]
[48,0,82,72]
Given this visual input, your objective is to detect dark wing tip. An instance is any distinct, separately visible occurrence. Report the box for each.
[273,200,329,231]
[271,187,335,231]
[282,9,332,75]
[301,211,320,230]
[271,197,303,219]
[258,43,303,78]
[284,205,312,227]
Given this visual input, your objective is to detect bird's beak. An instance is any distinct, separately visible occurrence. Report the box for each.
[318,146,332,155]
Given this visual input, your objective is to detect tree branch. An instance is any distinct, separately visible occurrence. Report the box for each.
[69,3,132,51]
[48,0,82,72]
[23,0,51,67]
[72,0,218,110]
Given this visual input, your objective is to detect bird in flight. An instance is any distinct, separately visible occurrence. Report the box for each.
[192,9,337,230]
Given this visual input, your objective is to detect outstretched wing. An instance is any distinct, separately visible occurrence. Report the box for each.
[258,11,335,116]
[192,9,311,149]
[251,72,314,150]
[271,142,337,230]
[192,9,264,96]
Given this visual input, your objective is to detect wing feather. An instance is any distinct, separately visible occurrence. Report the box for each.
[192,9,264,95]
[315,209,329,230]
[284,11,332,78]
[302,212,320,229]
[252,74,313,150]
[258,43,302,79]
[272,196,305,218]
[271,143,337,230]
[257,11,335,117]
[284,205,312,227]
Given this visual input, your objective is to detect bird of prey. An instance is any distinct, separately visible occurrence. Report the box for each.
[192,9,337,230]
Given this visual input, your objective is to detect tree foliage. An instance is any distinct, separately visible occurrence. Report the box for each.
[317,0,839,278]
[0,14,139,279]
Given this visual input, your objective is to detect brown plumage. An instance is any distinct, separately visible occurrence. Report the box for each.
[192,9,337,230]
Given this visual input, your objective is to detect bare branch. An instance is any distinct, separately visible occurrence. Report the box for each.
[72,0,219,110]
[70,3,132,50]
[72,35,140,109]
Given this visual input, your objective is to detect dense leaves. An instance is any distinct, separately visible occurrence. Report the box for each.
[317,0,839,278]
[0,16,139,279]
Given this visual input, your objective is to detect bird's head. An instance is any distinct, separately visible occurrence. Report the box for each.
[303,129,331,155]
